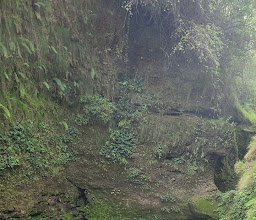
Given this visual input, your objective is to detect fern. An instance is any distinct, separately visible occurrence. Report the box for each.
[21,42,32,54]
[38,64,47,73]
[0,42,8,58]
[20,37,35,55]
[0,104,11,118]
[246,198,256,207]
[53,77,66,91]
[42,81,50,90]
[24,38,35,53]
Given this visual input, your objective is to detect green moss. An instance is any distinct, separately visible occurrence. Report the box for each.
[83,203,127,220]
[235,97,256,125]
[191,196,219,219]
[240,108,256,125]
[60,212,74,220]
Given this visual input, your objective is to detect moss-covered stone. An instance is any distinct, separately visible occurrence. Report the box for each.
[190,196,219,220]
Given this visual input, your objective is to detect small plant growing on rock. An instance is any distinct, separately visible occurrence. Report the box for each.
[171,205,181,213]
[100,127,135,164]
[153,144,168,160]
[160,193,176,203]
[76,94,115,125]
[126,167,149,185]
[161,206,171,213]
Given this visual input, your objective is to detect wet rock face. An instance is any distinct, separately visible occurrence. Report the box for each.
[0,182,89,219]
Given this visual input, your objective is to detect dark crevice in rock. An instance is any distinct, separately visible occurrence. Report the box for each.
[135,102,219,119]
[66,178,89,205]
[30,211,42,217]
[77,186,88,204]
[214,155,239,192]
[236,126,254,160]
[214,126,254,192]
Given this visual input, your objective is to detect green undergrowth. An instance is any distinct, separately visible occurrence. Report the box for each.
[100,127,136,164]
[76,94,115,126]
[76,79,147,165]
[0,120,78,180]
[217,136,256,220]
[236,101,256,125]
[164,117,237,177]
[126,167,150,185]
[83,197,185,220]
[217,186,256,220]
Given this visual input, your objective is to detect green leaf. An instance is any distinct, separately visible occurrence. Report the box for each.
[9,42,16,52]
[0,104,11,118]
[34,2,40,7]
[18,71,26,79]
[14,73,20,83]
[53,77,66,91]
[42,81,50,90]
[91,67,96,80]
[246,198,256,207]
[19,84,26,99]
[0,42,8,58]
[35,12,42,21]
[50,46,58,54]
[3,71,9,81]
[38,64,47,73]
[21,42,32,54]
[17,44,22,58]
[34,2,45,7]
[20,37,35,55]
[60,121,68,131]
[22,63,30,68]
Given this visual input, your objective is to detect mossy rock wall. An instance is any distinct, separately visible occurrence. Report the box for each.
[0,0,247,219]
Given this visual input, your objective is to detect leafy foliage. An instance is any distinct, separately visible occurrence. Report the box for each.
[76,95,115,125]
[0,121,77,177]
[160,194,176,203]
[126,167,149,185]
[217,188,255,220]
[153,144,168,160]
[83,202,129,220]
[0,42,8,58]
[0,104,11,119]
[100,127,135,164]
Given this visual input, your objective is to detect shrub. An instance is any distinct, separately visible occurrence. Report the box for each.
[171,205,181,213]
[160,194,176,203]
[153,144,168,160]
[77,95,115,125]
[60,126,79,143]
[100,127,135,164]
[0,121,77,176]
[126,167,149,185]
[161,206,171,213]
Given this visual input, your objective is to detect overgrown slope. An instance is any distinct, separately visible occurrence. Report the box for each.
[0,0,256,219]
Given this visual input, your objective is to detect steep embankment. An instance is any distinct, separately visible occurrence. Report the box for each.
[0,0,127,219]
[0,0,253,219]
